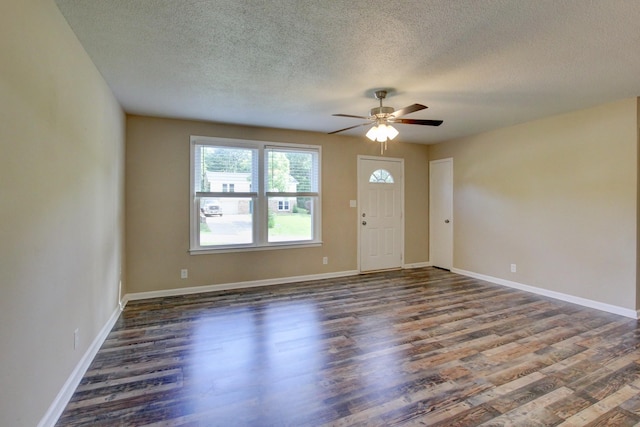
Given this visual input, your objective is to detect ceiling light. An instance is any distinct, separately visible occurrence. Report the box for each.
[365,126,378,141]
[366,123,398,153]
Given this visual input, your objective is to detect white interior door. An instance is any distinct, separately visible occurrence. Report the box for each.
[429,158,453,270]
[358,157,403,272]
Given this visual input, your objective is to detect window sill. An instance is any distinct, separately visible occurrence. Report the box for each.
[189,241,323,255]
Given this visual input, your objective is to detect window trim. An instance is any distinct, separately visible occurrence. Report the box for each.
[189,136,322,254]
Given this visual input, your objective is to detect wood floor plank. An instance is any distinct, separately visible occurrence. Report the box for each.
[55,268,640,426]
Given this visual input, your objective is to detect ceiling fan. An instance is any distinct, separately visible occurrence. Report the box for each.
[329,90,443,153]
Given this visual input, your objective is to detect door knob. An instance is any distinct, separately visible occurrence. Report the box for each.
[445,219,450,223]
[362,221,367,225]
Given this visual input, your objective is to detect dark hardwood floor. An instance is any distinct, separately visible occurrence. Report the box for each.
[56,267,640,426]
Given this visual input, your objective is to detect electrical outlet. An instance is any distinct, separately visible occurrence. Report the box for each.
[510,264,517,273]
[74,329,79,350]
[322,257,328,265]
[180,269,188,279]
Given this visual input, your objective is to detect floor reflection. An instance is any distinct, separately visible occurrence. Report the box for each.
[186,302,326,422]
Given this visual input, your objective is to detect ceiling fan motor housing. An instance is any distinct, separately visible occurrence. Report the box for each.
[370,106,394,117]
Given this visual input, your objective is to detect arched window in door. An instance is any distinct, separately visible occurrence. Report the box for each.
[369,169,394,183]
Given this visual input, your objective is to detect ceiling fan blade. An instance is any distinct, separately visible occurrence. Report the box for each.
[328,123,370,134]
[390,103,427,118]
[332,113,370,120]
[393,118,443,126]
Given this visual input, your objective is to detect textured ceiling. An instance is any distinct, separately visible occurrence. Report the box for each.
[55,0,640,144]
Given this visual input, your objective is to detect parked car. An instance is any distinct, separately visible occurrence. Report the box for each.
[202,202,223,217]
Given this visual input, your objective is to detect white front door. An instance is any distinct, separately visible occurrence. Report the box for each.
[358,157,404,272]
[429,158,453,270]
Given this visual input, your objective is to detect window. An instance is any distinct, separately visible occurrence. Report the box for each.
[369,169,394,183]
[277,200,290,211]
[191,136,321,252]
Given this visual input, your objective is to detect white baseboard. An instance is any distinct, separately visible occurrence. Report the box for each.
[39,303,125,427]
[125,269,361,302]
[125,264,437,302]
[452,268,639,319]
[403,261,431,269]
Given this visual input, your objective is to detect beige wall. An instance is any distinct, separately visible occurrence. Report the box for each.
[126,115,430,293]
[0,1,125,425]
[429,98,638,310]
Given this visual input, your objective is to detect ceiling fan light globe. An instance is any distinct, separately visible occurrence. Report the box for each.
[380,124,391,141]
[387,125,399,140]
[366,126,378,141]
[376,124,388,141]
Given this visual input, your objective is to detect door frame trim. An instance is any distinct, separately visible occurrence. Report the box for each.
[357,155,405,273]
[429,157,453,270]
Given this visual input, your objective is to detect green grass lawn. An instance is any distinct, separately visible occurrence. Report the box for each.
[269,213,312,239]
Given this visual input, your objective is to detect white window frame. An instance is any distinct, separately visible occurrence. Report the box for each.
[190,136,322,254]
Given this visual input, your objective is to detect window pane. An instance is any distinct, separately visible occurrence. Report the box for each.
[268,197,314,242]
[369,169,394,183]
[195,145,257,193]
[267,149,318,193]
[199,197,253,246]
